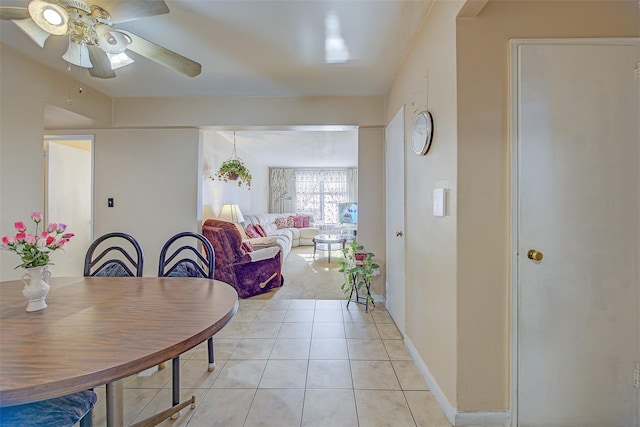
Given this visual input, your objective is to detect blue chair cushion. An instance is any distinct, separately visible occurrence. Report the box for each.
[93,262,131,277]
[0,390,97,427]
[167,261,201,277]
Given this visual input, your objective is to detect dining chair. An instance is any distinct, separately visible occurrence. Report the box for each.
[0,389,97,427]
[83,232,144,277]
[157,231,216,420]
[81,232,144,424]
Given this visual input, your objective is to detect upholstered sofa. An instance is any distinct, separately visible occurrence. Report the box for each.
[242,213,320,259]
[202,218,283,298]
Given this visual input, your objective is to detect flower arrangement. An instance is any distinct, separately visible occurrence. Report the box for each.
[1,212,74,269]
[212,158,252,189]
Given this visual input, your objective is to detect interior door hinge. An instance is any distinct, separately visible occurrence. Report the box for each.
[634,362,640,388]
[635,63,640,79]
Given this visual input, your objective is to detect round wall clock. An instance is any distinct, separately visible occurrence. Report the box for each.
[412,110,434,155]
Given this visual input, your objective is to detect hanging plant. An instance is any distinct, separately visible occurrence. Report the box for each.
[211,132,252,189]
[213,158,252,189]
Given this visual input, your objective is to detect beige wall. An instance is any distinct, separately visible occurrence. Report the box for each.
[357,127,386,296]
[113,96,385,128]
[0,46,112,280]
[386,0,463,407]
[456,0,639,412]
[386,0,639,415]
[202,130,270,221]
[91,128,202,276]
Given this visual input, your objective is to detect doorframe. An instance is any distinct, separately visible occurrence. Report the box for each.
[509,37,640,426]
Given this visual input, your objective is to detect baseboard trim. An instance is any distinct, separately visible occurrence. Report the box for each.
[403,335,510,427]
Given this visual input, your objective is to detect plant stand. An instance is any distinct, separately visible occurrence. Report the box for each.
[346,267,375,313]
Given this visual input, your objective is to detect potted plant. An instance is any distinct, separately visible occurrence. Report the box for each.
[337,240,379,306]
[212,158,252,189]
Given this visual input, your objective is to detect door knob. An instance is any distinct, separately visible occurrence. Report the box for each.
[527,249,543,261]
[395,231,403,237]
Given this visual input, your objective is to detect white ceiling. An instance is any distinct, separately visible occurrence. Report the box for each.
[220,129,358,168]
[2,0,433,167]
[0,0,433,98]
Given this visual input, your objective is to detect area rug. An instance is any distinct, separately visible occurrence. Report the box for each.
[251,245,346,300]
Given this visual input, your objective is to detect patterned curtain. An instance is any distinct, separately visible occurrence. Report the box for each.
[269,168,295,213]
[347,167,358,202]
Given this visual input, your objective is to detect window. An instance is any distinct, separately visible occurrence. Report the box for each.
[294,169,356,224]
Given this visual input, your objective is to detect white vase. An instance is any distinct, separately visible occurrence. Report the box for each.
[21,265,51,312]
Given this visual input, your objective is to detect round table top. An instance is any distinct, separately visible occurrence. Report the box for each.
[0,276,238,406]
[313,234,347,244]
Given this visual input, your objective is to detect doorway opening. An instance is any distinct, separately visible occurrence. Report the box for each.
[44,135,93,277]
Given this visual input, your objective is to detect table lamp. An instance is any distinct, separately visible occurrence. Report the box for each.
[218,204,245,224]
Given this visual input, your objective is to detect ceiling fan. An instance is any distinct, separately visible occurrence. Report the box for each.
[0,0,201,79]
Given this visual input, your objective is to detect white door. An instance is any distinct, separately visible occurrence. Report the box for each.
[45,136,93,276]
[514,39,639,426]
[385,106,406,333]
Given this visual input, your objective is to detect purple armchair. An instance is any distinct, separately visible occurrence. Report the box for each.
[202,218,283,298]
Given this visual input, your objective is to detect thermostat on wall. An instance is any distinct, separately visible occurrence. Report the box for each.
[433,188,447,217]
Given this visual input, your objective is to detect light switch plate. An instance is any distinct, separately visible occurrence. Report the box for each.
[433,188,446,217]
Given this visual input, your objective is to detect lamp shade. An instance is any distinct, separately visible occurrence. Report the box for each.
[218,204,245,223]
[107,52,134,69]
[62,42,93,68]
[96,25,128,54]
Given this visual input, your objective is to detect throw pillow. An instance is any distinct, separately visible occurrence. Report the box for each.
[241,241,254,252]
[275,217,288,229]
[255,224,268,237]
[286,216,295,228]
[245,225,261,239]
[302,216,310,227]
[292,215,305,228]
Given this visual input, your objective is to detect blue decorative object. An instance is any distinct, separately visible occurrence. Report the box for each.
[0,390,97,427]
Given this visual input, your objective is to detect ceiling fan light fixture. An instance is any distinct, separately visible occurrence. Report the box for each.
[62,42,92,68]
[28,0,68,35]
[95,25,128,54]
[107,52,134,70]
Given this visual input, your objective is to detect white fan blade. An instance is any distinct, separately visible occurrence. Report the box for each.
[12,18,50,48]
[87,45,116,79]
[119,30,201,77]
[88,0,169,23]
[0,6,29,20]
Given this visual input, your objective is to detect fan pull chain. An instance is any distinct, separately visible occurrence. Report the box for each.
[66,65,73,106]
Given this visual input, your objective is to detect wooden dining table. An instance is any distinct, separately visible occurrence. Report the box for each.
[0,276,238,426]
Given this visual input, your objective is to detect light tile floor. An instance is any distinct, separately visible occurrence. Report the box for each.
[90,299,452,427]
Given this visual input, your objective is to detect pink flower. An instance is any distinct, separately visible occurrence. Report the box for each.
[2,213,74,269]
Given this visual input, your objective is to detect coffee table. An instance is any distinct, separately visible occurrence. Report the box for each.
[313,234,347,263]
